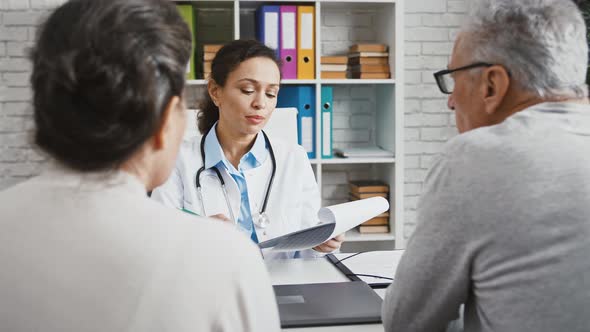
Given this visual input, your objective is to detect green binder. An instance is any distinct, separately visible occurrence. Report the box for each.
[176,4,196,80]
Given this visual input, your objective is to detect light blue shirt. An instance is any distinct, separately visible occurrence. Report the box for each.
[203,123,268,243]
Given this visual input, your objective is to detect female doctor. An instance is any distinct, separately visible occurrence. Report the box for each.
[151,39,344,259]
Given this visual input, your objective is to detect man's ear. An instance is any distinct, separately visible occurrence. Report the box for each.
[481,65,510,115]
[153,96,181,150]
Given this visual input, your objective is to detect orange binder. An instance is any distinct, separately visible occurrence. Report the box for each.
[297,6,315,79]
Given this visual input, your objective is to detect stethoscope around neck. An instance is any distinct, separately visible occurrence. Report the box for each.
[195,127,276,229]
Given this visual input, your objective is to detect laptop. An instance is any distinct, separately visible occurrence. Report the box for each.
[273,281,383,328]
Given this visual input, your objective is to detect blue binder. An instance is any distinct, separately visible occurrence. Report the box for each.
[255,5,281,58]
[321,86,333,159]
[277,86,316,159]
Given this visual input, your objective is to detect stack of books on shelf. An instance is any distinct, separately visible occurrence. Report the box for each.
[320,56,348,79]
[203,44,223,79]
[348,44,391,79]
[349,180,391,234]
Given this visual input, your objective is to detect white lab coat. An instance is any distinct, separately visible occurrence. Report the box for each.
[151,136,324,260]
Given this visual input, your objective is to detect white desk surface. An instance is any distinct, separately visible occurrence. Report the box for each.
[265,256,390,332]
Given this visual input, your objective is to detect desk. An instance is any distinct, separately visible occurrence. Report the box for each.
[266,257,388,332]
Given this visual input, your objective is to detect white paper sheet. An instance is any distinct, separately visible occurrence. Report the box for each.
[259,197,389,252]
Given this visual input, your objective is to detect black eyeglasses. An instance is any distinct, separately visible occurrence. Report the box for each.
[433,62,494,94]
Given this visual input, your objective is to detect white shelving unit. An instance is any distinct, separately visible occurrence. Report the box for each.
[176,0,405,250]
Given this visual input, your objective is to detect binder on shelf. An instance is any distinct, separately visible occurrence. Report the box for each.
[256,5,280,58]
[297,6,315,79]
[321,86,333,159]
[277,86,316,159]
[279,6,297,79]
[176,4,195,80]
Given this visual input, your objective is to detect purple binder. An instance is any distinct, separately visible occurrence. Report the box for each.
[279,6,297,79]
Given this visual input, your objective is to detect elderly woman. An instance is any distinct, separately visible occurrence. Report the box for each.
[0,0,279,331]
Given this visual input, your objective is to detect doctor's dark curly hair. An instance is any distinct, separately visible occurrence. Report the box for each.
[30,0,191,171]
[197,39,282,134]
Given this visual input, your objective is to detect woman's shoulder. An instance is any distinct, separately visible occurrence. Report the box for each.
[138,198,263,260]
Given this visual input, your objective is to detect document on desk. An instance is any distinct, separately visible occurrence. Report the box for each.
[258,197,389,252]
[333,250,404,287]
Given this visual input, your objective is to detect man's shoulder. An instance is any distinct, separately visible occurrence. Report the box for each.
[441,125,508,161]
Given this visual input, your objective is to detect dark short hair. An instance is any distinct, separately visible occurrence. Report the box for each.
[30,0,192,171]
[197,39,281,134]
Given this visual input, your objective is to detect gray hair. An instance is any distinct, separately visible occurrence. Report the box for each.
[461,0,589,98]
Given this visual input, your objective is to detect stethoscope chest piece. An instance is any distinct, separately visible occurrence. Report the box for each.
[253,211,270,229]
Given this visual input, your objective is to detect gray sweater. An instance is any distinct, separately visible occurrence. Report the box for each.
[383,102,590,332]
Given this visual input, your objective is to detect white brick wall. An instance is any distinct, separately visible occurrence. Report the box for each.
[0,0,467,243]
[0,0,57,189]
[403,0,465,237]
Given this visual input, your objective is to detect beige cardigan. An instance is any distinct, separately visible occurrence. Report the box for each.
[0,164,280,332]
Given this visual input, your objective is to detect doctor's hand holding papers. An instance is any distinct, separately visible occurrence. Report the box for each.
[151,39,344,258]
[258,197,390,252]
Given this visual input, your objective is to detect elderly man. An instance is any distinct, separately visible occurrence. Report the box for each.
[382,0,590,331]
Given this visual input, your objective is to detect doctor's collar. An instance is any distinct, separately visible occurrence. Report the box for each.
[202,122,268,170]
